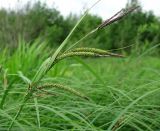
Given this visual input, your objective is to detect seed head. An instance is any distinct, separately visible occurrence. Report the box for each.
[37,83,89,100]
[69,48,124,57]
[98,6,140,29]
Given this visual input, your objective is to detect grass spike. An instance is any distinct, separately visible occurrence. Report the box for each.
[68,48,125,57]
[47,50,124,70]
[57,52,109,60]
[98,6,139,29]
[37,83,89,100]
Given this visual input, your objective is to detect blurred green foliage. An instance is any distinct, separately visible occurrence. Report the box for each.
[0,1,160,54]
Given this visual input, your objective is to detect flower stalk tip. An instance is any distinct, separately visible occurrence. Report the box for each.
[98,6,140,29]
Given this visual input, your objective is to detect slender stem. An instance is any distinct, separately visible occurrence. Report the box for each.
[8,91,32,131]
[34,98,41,129]
[0,88,9,109]
[65,28,98,53]
[0,79,15,109]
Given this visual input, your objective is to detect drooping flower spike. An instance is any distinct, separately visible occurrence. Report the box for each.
[98,6,139,29]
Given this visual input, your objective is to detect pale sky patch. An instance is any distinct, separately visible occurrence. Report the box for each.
[0,0,159,19]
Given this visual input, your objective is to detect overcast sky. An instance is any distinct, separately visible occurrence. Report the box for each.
[0,0,160,19]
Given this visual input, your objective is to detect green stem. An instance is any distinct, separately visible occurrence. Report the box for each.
[0,88,9,109]
[0,79,15,109]
[64,28,98,53]
[8,91,31,131]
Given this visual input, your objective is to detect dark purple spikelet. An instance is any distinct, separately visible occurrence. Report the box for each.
[98,6,140,29]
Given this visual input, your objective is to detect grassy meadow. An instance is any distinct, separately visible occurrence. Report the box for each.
[1,1,160,131]
[0,41,160,130]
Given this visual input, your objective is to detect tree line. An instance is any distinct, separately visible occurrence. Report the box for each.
[0,1,160,54]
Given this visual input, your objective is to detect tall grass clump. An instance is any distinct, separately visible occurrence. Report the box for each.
[0,2,141,130]
[0,39,49,109]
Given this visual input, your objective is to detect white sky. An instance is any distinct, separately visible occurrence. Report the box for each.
[0,0,160,19]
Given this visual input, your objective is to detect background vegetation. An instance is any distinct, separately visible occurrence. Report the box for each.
[0,0,160,54]
[0,0,160,130]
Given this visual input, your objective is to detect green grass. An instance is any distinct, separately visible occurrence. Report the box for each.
[0,41,160,130]
[0,2,159,130]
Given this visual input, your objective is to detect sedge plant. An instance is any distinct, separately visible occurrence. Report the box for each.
[8,3,139,130]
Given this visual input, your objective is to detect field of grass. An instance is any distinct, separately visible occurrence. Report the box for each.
[0,41,160,131]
